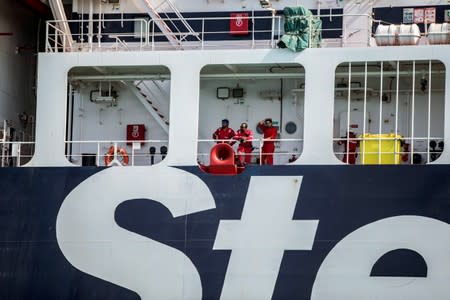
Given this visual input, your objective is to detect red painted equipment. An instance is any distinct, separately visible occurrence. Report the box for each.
[104,146,129,166]
[402,143,410,162]
[230,13,249,35]
[126,124,145,145]
[207,143,237,175]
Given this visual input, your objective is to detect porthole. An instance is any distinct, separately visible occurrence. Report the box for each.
[285,121,297,134]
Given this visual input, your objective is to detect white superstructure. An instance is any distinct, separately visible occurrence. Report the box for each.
[2,0,450,167]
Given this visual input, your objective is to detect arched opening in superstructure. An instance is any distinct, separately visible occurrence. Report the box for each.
[197,63,304,172]
[66,65,171,166]
[333,60,445,165]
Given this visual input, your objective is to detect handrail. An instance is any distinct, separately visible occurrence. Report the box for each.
[46,18,148,52]
[46,21,67,52]
[113,36,131,51]
[148,15,281,50]
[45,13,378,53]
[64,139,168,167]
[0,141,35,167]
[1,133,444,167]
[198,138,303,166]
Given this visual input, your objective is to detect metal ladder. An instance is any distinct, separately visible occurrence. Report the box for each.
[123,81,170,134]
[47,0,74,51]
[140,0,201,48]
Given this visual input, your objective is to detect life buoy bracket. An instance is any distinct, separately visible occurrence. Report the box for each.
[104,146,129,166]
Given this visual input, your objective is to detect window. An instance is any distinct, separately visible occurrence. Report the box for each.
[198,63,304,170]
[333,60,445,165]
[67,66,171,166]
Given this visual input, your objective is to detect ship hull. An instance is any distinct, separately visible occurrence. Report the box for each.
[0,165,449,299]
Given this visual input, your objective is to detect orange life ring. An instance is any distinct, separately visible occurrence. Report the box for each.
[104,146,129,166]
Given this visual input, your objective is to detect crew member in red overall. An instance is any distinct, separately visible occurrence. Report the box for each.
[337,131,358,164]
[212,119,235,145]
[233,122,253,165]
[258,118,278,165]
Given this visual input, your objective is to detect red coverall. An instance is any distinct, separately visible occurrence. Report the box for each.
[258,123,278,165]
[213,127,236,145]
[338,132,358,164]
[234,129,253,164]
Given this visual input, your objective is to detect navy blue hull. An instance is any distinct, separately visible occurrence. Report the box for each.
[0,165,449,299]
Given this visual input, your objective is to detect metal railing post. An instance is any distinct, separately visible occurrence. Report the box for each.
[98,17,102,49]
[270,13,275,48]
[54,28,58,52]
[152,21,155,51]
[17,143,21,167]
[63,32,66,53]
[201,18,205,50]
[97,142,100,166]
[145,20,149,46]
[259,139,263,165]
[410,61,416,165]
[278,16,281,48]
[252,11,255,48]
[113,142,118,164]
[45,22,50,52]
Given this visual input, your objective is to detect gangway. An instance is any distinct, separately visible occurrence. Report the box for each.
[138,0,201,49]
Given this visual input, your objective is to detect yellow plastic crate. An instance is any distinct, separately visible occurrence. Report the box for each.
[360,133,402,165]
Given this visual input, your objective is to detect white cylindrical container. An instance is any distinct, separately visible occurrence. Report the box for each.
[398,24,421,45]
[428,23,450,44]
[374,24,399,46]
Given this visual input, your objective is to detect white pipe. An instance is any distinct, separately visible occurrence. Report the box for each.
[88,0,94,48]
[394,60,399,163]
[362,61,367,163]
[346,62,351,164]
[68,70,446,81]
[98,0,102,48]
[395,61,399,137]
[427,60,432,163]
[80,0,84,44]
[411,61,416,164]
[378,61,383,164]
[317,0,321,17]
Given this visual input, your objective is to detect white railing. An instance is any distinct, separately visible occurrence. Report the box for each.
[0,141,35,167]
[0,136,445,167]
[197,138,303,166]
[148,15,282,50]
[46,18,149,53]
[65,140,168,167]
[45,13,376,53]
[333,136,445,165]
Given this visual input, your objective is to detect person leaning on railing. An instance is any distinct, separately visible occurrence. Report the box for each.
[258,118,278,165]
[212,119,236,145]
[233,122,254,166]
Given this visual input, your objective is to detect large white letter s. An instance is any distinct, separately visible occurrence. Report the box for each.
[56,165,215,299]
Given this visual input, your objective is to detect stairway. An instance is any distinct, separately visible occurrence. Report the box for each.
[124,81,170,134]
[47,0,74,51]
[139,0,201,49]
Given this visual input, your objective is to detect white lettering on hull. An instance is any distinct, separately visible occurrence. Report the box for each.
[214,176,318,300]
[56,168,450,299]
[312,216,450,300]
[56,165,216,299]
